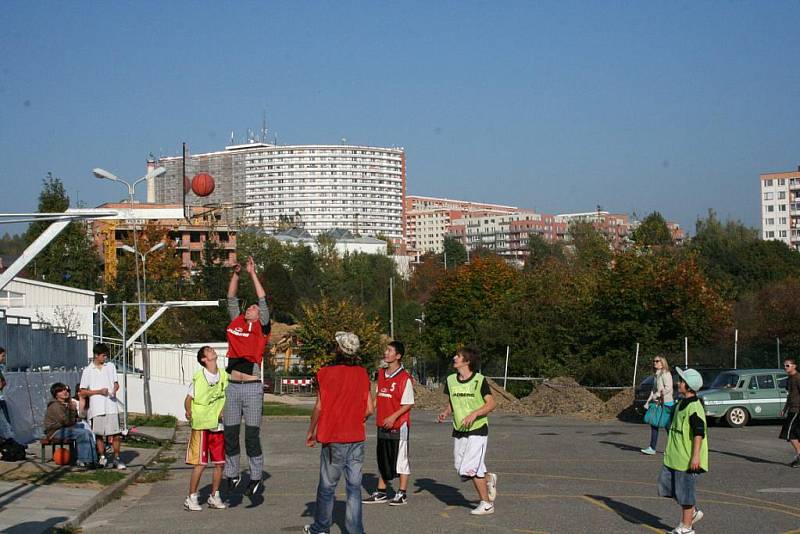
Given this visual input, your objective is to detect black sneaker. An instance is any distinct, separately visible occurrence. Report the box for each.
[362,491,388,504]
[245,479,262,496]
[790,456,800,468]
[225,476,241,494]
[388,491,407,506]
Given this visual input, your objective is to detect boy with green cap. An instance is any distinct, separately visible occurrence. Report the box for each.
[658,367,708,534]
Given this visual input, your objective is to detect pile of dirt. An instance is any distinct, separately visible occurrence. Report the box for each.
[485,378,519,408]
[412,383,446,411]
[510,377,602,417]
[600,387,637,421]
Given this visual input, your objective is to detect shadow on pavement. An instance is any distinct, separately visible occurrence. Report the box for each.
[225,471,271,509]
[413,477,472,509]
[585,495,671,531]
[301,499,347,534]
[709,449,786,466]
[5,516,67,533]
[597,440,643,452]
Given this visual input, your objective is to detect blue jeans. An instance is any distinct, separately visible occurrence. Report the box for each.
[309,441,365,534]
[55,425,97,463]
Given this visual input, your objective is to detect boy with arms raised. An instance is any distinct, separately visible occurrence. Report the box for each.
[184,346,229,511]
[363,340,414,506]
[658,367,708,534]
[437,347,498,515]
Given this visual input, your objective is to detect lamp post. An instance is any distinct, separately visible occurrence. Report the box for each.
[94,166,165,416]
[120,242,165,307]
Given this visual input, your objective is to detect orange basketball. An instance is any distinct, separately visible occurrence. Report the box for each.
[53,447,71,466]
[191,173,215,197]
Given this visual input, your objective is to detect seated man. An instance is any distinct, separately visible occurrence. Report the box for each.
[43,383,97,468]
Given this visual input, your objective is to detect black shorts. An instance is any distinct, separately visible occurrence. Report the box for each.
[779,412,800,441]
[376,427,410,482]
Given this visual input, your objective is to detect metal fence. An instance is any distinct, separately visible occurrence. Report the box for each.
[3,370,82,443]
[0,309,89,370]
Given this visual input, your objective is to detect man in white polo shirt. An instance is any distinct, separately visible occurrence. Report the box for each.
[80,343,125,469]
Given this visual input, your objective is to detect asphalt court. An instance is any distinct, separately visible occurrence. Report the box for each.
[82,413,800,534]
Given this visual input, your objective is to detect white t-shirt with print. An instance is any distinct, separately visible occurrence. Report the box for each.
[80,362,119,419]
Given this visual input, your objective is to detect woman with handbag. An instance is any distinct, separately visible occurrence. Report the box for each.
[641,356,674,455]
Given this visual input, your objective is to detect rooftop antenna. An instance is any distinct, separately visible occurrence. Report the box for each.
[261,110,268,143]
[230,131,235,144]
[341,137,347,145]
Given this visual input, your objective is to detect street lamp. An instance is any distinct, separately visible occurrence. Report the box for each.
[120,242,165,307]
[94,166,166,416]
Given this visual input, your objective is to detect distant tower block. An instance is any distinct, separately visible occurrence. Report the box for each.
[191,173,215,197]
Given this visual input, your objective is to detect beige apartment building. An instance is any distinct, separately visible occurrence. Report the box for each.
[760,167,800,249]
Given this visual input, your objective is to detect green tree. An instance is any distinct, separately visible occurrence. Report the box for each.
[24,173,101,290]
[524,233,565,270]
[569,221,612,270]
[632,212,673,247]
[442,236,467,268]
[297,298,383,373]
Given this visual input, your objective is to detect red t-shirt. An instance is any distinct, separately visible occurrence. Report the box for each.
[226,314,269,365]
[316,365,370,444]
[376,367,412,429]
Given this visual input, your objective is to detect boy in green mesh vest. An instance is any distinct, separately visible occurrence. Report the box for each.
[657,367,708,534]
[184,346,229,511]
[437,347,498,516]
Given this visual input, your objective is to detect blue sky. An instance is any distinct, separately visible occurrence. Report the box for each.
[2,1,799,234]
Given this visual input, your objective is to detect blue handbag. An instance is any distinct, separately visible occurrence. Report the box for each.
[643,403,673,429]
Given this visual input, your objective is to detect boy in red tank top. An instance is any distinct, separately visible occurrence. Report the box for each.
[363,341,415,506]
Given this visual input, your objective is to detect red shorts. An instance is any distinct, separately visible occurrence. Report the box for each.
[185,429,225,465]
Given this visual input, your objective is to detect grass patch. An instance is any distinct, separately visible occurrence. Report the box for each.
[128,414,177,428]
[137,452,176,484]
[124,438,162,449]
[263,402,312,416]
[58,469,127,486]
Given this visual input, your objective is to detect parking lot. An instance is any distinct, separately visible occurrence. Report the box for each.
[83,412,800,534]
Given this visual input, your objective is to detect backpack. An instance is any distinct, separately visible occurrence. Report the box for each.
[0,439,27,462]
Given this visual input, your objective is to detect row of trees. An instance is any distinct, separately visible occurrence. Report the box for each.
[7,175,800,386]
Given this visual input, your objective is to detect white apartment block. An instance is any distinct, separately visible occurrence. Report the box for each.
[760,167,800,249]
[154,143,406,241]
[405,195,519,255]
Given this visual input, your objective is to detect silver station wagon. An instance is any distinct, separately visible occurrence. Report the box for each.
[698,369,789,428]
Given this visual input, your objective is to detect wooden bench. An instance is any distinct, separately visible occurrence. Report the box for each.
[40,435,77,465]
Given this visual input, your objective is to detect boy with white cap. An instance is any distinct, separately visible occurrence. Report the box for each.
[657,367,708,534]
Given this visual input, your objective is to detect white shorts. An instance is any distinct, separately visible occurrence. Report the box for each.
[453,435,488,478]
[91,414,121,437]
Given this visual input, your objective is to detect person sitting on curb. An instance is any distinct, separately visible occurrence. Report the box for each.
[43,382,97,468]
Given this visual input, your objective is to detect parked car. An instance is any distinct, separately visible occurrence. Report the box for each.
[634,367,728,415]
[699,369,789,427]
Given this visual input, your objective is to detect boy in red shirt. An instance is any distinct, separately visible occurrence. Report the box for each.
[304,332,374,534]
[363,341,414,506]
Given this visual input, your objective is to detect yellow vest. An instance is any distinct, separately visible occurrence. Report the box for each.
[191,368,228,430]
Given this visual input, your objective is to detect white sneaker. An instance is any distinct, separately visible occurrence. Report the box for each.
[114,459,127,470]
[640,447,656,455]
[470,500,495,515]
[207,491,227,509]
[486,472,498,502]
[302,526,328,534]
[98,455,108,468]
[669,525,695,534]
[692,509,704,525]
[184,494,202,511]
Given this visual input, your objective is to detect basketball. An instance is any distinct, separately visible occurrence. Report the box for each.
[53,447,71,466]
[192,173,215,197]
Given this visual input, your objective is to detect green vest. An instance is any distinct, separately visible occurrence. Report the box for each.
[664,397,708,472]
[191,367,228,430]
[446,372,489,432]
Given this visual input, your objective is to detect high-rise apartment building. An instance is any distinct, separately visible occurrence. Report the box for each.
[760,167,800,249]
[153,143,406,241]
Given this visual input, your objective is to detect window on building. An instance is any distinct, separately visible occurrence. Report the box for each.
[765,218,775,226]
[780,204,788,212]
[779,191,787,199]
[779,230,788,238]
[766,231,775,238]
[779,179,786,186]
[766,205,775,212]
[764,179,774,187]
[764,192,774,200]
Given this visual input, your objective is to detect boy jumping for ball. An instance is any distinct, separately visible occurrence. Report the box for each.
[437,347,498,515]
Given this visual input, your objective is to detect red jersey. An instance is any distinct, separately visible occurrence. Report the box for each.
[376,366,412,430]
[226,314,269,365]
[316,365,370,444]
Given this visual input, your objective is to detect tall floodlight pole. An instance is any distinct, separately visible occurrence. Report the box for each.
[94,166,165,416]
